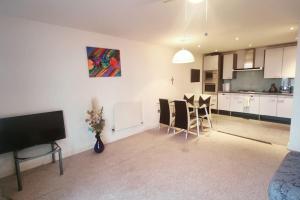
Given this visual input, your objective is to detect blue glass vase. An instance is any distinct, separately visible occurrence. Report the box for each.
[94,135,104,153]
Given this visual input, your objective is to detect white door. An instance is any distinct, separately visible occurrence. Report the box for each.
[204,55,219,70]
[248,95,260,114]
[218,93,230,111]
[223,54,234,79]
[230,94,244,113]
[259,95,277,116]
[282,46,297,78]
[277,96,293,118]
[264,48,283,78]
[210,94,218,110]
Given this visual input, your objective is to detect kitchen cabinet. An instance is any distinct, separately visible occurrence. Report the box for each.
[264,48,283,78]
[244,94,260,114]
[259,95,277,116]
[282,46,297,78]
[228,94,259,114]
[277,95,293,118]
[230,94,244,113]
[203,55,219,71]
[210,94,218,110]
[218,93,231,110]
[217,92,293,119]
[223,54,236,79]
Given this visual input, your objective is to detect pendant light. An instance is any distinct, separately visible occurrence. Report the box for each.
[172,48,195,64]
[172,0,207,64]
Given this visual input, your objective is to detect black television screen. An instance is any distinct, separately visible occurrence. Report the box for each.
[0,111,66,154]
[191,69,201,82]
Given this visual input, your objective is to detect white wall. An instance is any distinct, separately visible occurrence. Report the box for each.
[0,16,202,178]
[288,30,300,151]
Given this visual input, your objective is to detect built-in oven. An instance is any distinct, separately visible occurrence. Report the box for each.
[204,83,217,93]
[204,70,218,81]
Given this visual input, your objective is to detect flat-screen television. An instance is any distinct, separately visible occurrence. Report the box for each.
[0,111,66,154]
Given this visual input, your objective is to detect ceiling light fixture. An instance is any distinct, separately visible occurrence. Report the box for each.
[235,37,239,41]
[197,44,201,48]
[249,44,252,47]
[215,50,218,52]
[172,0,197,64]
[290,27,295,31]
[172,49,195,64]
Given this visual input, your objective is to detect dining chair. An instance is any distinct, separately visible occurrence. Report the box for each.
[174,100,199,139]
[159,98,174,134]
[197,95,212,129]
[183,94,194,112]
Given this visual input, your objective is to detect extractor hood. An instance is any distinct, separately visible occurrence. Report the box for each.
[233,49,262,71]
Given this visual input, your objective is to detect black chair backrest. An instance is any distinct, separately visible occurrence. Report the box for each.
[198,96,211,115]
[174,100,188,130]
[199,96,211,107]
[183,95,194,105]
[159,99,170,125]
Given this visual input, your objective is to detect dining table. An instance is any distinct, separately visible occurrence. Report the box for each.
[167,101,212,136]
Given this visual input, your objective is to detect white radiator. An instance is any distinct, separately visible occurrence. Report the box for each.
[113,101,143,131]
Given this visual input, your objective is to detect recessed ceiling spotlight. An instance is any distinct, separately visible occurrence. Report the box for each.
[197,44,201,48]
[249,44,252,47]
[235,37,239,41]
[215,50,218,52]
[290,27,295,31]
[188,0,204,4]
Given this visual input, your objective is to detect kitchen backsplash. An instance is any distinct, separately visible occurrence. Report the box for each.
[223,71,283,92]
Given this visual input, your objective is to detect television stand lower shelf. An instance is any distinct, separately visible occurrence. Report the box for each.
[13,142,63,191]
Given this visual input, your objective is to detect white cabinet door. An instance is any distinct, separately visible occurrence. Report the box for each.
[259,95,277,116]
[264,48,283,78]
[282,46,297,78]
[243,94,260,114]
[204,55,219,70]
[223,54,234,79]
[218,93,231,111]
[230,94,244,113]
[277,96,293,118]
[210,94,218,110]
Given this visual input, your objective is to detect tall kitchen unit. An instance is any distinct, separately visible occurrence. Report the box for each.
[202,54,222,112]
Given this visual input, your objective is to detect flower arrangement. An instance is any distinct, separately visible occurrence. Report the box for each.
[86,106,105,138]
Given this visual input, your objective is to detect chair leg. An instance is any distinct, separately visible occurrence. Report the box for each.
[167,127,170,134]
[185,130,188,140]
[200,119,204,131]
[205,108,212,128]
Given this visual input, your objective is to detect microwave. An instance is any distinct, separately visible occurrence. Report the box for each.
[204,83,217,93]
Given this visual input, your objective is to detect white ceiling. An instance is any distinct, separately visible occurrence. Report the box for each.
[0,0,299,53]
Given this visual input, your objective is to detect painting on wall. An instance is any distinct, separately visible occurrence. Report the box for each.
[86,47,121,77]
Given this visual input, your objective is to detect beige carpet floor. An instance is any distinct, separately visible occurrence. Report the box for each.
[212,114,290,146]
[0,128,288,200]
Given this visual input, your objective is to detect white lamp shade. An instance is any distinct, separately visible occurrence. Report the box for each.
[172,49,195,64]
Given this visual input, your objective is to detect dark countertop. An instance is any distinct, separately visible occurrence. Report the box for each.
[218,91,293,96]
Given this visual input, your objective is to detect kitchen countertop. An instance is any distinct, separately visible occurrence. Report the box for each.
[218,91,293,96]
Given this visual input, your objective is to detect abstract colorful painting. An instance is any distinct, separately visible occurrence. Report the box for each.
[86,47,121,77]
